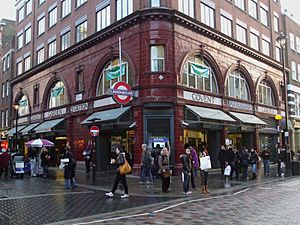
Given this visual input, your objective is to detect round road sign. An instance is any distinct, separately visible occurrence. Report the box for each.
[90,125,100,137]
[111,81,133,105]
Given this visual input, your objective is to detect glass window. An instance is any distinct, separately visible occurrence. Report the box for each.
[249,0,257,19]
[76,0,87,8]
[18,95,29,116]
[17,61,23,76]
[76,70,84,92]
[62,0,71,18]
[26,0,32,15]
[290,33,295,50]
[296,37,300,53]
[76,21,87,43]
[17,33,23,50]
[295,94,300,117]
[221,15,232,37]
[49,81,67,108]
[6,54,10,70]
[1,111,4,128]
[49,7,57,28]
[298,64,300,81]
[6,82,9,97]
[2,83,5,98]
[236,25,247,44]
[61,31,71,51]
[292,61,297,80]
[226,70,250,100]
[178,0,194,17]
[117,0,133,21]
[34,86,39,106]
[151,0,160,7]
[96,5,111,31]
[25,27,31,44]
[260,7,268,27]
[37,48,45,64]
[96,58,133,96]
[257,80,275,106]
[262,39,270,56]
[200,3,215,28]
[250,32,259,51]
[39,0,45,5]
[234,0,245,10]
[274,15,279,33]
[275,46,281,62]
[151,45,164,72]
[48,40,57,58]
[24,56,31,72]
[182,55,218,93]
[2,58,5,72]
[37,17,45,36]
[5,109,8,127]
[18,7,25,22]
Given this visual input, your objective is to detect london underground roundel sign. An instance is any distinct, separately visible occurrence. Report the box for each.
[111,81,133,105]
[90,126,100,137]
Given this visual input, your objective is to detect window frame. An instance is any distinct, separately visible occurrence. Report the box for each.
[226,71,250,101]
[76,20,88,43]
[150,45,165,72]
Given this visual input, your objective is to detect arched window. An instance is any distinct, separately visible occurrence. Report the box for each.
[182,55,218,93]
[226,70,250,100]
[18,95,29,116]
[257,80,275,106]
[96,58,133,96]
[49,81,66,108]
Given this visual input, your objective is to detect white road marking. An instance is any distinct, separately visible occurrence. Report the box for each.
[233,188,250,195]
[152,202,187,213]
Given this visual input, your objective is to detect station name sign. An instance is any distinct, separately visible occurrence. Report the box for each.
[183,91,221,106]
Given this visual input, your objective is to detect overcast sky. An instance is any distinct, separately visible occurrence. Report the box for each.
[0,0,299,24]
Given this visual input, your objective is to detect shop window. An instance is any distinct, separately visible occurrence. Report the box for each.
[226,70,250,100]
[49,81,67,108]
[182,55,218,94]
[18,95,29,116]
[150,45,164,72]
[257,80,275,106]
[96,58,133,96]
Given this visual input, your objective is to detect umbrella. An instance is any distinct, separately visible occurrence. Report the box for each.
[25,138,54,148]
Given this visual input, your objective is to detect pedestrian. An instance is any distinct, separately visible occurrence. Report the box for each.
[224,161,231,182]
[180,146,192,195]
[158,147,171,193]
[82,145,92,173]
[106,146,129,198]
[280,146,287,177]
[240,147,249,181]
[218,145,226,175]
[199,146,210,194]
[62,144,77,189]
[260,148,271,176]
[0,148,10,179]
[140,144,153,184]
[234,148,241,180]
[249,148,259,180]
[189,145,199,190]
[41,147,50,178]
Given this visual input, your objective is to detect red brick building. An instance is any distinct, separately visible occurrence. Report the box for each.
[11,0,285,170]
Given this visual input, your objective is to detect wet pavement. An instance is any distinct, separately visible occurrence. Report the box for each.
[0,164,295,225]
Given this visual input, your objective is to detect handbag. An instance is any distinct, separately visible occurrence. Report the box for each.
[200,156,212,170]
[119,159,131,175]
[163,169,171,178]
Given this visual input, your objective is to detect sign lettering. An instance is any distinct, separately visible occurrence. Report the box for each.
[183,91,222,106]
[70,103,88,113]
[228,100,253,111]
[44,108,66,118]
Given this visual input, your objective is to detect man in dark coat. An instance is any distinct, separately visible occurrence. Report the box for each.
[0,149,10,179]
[218,145,226,175]
[63,144,77,189]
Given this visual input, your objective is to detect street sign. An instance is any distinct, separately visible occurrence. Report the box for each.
[111,81,133,105]
[90,126,100,137]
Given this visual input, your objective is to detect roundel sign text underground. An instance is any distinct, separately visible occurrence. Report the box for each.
[90,126,100,137]
[110,81,134,105]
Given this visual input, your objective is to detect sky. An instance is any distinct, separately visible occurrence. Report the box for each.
[0,0,299,23]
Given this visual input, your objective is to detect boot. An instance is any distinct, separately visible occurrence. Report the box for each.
[202,185,207,194]
[205,185,210,193]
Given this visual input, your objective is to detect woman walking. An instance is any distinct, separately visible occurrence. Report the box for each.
[106,147,129,198]
[249,148,259,180]
[199,146,210,194]
[62,144,77,189]
[158,147,170,193]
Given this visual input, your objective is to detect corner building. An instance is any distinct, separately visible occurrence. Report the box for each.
[11,0,285,171]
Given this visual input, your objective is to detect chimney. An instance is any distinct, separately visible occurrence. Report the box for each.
[0,22,7,46]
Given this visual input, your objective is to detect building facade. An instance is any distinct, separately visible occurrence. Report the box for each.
[10,0,285,171]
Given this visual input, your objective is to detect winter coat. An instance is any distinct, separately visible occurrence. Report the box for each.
[260,150,271,161]
[142,151,152,169]
[0,152,9,168]
[218,149,226,162]
[181,154,191,172]
[41,151,50,167]
[190,148,199,169]
[63,151,76,179]
[158,154,170,174]
[249,151,259,164]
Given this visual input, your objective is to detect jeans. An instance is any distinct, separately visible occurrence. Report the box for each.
[252,163,257,174]
[141,167,153,183]
[182,171,190,193]
[200,170,208,186]
[65,177,77,189]
[263,160,270,174]
[242,164,248,179]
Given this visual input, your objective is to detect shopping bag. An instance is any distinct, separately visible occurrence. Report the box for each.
[224,165,231,176]
[119,159,131,175]
[163,170,171,178]
[200,156,212,170]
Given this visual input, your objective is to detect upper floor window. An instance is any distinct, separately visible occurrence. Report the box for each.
[182,55,218,94]
[18,95,29,116]
[26,0,32,15]
[260,6,269,27]
[116,0,133,21]
[296,37,300,53]
[151,0,160,7]
[248,0,257,19]
[2,58,6,72]
[96,5,111,31]
[262,39,270,56]
[48,40,57,58]
[221,15,232,37]
[18,6,25,22]
[49,81,67,108]
[39,0,45,5]
[275,45,281,62]
[24,56,31,72]
[226,70,250,100]
[250,32,259,51]
[76,0,87,8]
[234,0,245,11]
[61,31,71,51]
[292,61,297,80]
[17,61,23,76]
[49,7,57,28]
[1,111,4,128]
[62,0,71,18]
[6,82,9,97]
[37,47,45,64]
[274,14,279,33]
[295,94,300,117]
[2,83,5,98]
[76,21,87,43]
[258,80,275,106]
[151,45,165,72]
[76,69,84,92]
[178,0,194,18]
[290,33,295,50]
[17,33,23,50]
[37,16,45,36]
[25,27,31,44]
[96,58,133,96]
[298,64,300,81]
[200,2,215,28]
[33,84,39,106]
[236,24,247,44]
